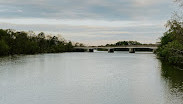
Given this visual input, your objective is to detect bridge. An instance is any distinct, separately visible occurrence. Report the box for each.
[74,45,158,53]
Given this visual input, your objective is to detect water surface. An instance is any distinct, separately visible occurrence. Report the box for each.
[0,52,182,104]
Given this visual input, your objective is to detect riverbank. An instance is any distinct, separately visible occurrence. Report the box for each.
[0,29,76,56]
[156,20,183,65]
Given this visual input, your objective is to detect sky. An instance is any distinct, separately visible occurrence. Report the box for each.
[0,0,178,45]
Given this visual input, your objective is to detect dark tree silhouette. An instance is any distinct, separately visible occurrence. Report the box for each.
[0,29,77,56]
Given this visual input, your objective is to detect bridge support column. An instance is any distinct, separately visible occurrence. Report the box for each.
[88,49,94,52]
[129,48,135,53]
[108,48,114,53]
[153,49,156,53]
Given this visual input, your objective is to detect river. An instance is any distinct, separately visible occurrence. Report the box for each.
[0,52,182,104]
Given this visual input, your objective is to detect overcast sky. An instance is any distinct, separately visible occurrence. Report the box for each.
[0,0,177,45]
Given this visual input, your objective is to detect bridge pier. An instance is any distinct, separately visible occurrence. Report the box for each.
[88,49,94,52]
[153,49,156,53]
[129,48,135,53]
[74,45,158,53]
[108,48,114,53]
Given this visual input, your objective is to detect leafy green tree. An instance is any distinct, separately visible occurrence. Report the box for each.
[106,41,142,46]
[65,41,73,52]
[157,20,183,64]
[0,29,75,56]
[0,40,9,55]
[156,0,183,64]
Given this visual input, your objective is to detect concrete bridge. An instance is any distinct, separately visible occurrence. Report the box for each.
[74,45,158,53]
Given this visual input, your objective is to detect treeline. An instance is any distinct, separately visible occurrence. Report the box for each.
[156,20,183,64]
[104,41,142,47]
[156,1,183,65]
[0,29,81,56]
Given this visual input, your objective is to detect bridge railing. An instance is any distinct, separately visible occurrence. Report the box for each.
[74,44,159,49]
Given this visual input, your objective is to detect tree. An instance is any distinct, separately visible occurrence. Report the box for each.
[156,0,183,64]
[0,40,9,55]
[0,29,75,56]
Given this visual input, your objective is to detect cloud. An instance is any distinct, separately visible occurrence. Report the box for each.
[0,0,176,45]
[0,0,174,20]
[0,21,164,45]
[0,18,164,27]
[133,0,166,6]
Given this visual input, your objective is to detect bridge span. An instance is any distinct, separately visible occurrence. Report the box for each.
[74,45,158,53]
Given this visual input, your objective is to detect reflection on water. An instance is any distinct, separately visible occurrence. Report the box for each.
[0,52,182,104]
[161,62,183,91]
[160,62,183,103]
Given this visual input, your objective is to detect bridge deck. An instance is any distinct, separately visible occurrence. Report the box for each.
[74,45,158,50]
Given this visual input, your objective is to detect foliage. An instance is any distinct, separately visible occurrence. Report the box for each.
[157,20,183,64]
[0,39,9,55]
[74,42,84,47]
[105,41,142,46]
[0,29,76,56]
